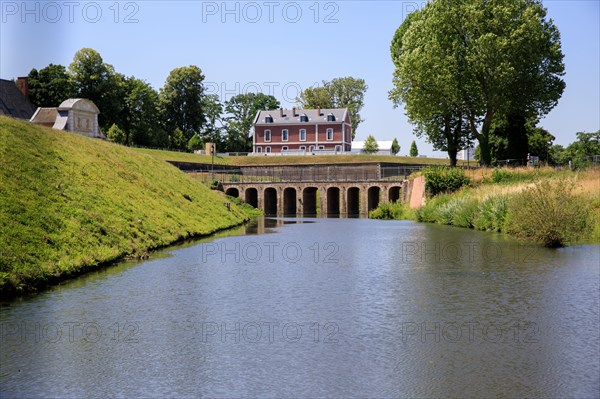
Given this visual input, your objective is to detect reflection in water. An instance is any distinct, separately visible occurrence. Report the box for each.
[1,218,598,398]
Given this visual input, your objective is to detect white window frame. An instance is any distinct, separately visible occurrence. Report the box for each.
[318,145,325,150]
[264,129,271,142]
[335,145,342,152]
[326,128,334,141]
[282,129,289,141]
[266,146,271,153]
[256,147,262,153]
[309,145,315,152]
[282,146,288,151]
[299,145,306,151]
[299,129,306,141]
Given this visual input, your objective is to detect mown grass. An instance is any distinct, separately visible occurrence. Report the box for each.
[0,116,253,297]
[372,166,600,247]
[133,147,466,167]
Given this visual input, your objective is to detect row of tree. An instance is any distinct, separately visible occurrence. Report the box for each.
[389,0,567,166]
[361,136,420,156]
[26,48,369,153]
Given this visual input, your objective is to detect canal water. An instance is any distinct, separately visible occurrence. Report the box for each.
[1,218,599,398]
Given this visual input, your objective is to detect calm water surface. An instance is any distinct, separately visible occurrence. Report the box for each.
[1,218,599,398]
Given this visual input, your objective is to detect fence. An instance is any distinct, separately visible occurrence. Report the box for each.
[187,165,431,184]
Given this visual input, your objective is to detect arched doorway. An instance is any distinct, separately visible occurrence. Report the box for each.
[225,187,239,198]
[368,186,381,212]
[388,186,401,203]
[347,187,360,215]
[264,187,277,215]
[326,187,340,215]
[283,187,297,215]
[302,187,318,215]
[245,188,258,208]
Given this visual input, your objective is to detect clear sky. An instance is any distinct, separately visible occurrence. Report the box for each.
[2,0,598,156]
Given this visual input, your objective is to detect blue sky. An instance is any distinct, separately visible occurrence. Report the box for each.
[2,0,598,156]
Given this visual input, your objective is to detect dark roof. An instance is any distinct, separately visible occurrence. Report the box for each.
[254,108,350,126]
[0,79,36,119]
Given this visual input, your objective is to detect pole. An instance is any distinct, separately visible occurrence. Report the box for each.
[211,144,215,182]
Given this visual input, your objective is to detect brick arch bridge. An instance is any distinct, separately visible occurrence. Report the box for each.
[221,181,409,216]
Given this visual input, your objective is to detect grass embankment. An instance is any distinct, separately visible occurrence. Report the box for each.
[370,167,600,247]
[134,147,466,167]
[0,116,253,297]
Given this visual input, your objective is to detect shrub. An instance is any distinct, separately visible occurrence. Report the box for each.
[473,195,509,232]
[451,197,479,228]
[423,167,470,197]
[504,179,591,247]
[415,194,451,223]
[370,201,406,220]
[491,169,514,183]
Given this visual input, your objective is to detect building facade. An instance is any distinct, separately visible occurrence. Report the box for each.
[30,98,105,139]
[253,108,352,154]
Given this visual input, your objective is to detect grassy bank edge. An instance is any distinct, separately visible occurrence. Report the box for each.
[370,168,600,247]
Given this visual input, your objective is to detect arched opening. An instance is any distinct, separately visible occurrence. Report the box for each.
[389,186,401,203]
[347,187,360,215]
[302,187,318,215]
[245,188,258,208]
[283,187,297,215]
[225,187,239,198]
[326,187,340,215]
[368,186,381,212]
[264,187,277,215]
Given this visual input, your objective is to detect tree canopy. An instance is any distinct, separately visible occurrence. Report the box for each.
[410,140,419,157]
[27,64,75,107]
[297,77,367,139]
[389,0,565,165]
[159,65,206,145]
[363,135,379,154]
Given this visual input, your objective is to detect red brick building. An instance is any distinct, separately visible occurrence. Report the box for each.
[253,108,352,154]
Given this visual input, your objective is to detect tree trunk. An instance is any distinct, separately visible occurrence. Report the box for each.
[449,149,458,167]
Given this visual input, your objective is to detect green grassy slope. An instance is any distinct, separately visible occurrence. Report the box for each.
[134,147,466,167]
[0,116,250,296]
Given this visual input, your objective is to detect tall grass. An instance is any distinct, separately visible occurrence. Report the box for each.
[389,168,599,247]
[504,179,592,247]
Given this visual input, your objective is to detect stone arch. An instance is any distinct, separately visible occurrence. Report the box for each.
[368,186,381,212]
[302,187,318,215]
[225,187,239,197]
[347,187,360,215]
[326,187,340,215]
[283,187,297,215]
[264,187,277,215]
[245,187,258,208]
[388,186,402,203]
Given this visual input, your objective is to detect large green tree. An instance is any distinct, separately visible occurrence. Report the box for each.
[389,0,565,166]
[27,64,75,107]
[69,48,126,130]
[122,77,165,147]
[159,65,206,144]
[297,77,367,139]
[224,93,280,152]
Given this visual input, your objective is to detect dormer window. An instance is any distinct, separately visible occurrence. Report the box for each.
[327,113,336,122]
[300,114,309,122]
[265,115,274,123]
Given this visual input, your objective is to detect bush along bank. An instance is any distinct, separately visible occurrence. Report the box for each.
[370,166,599,248]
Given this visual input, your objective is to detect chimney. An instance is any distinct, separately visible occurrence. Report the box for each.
[16,77,28,97]
[280,107,283,117]
[317,107,321,116]
[292,107,296,117]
